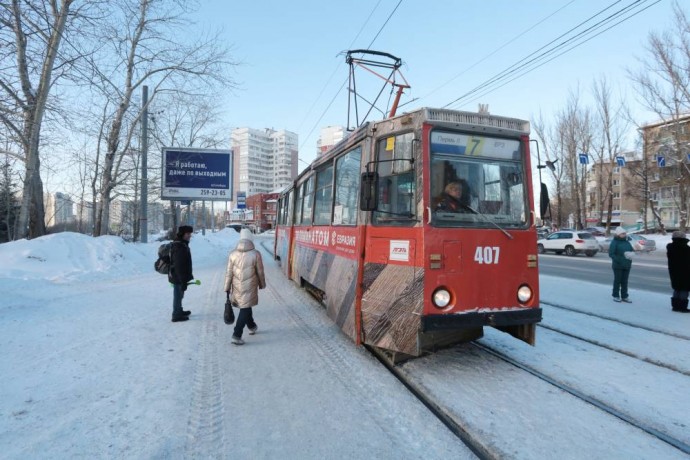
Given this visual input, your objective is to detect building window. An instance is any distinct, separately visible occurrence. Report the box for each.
[613,192,620,198]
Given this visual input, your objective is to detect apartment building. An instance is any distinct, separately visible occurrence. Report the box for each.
[230,128,298,208]
[587,152,644,226]
[44,192,74,227]
[584,114,690,230]
[316,125,347,157]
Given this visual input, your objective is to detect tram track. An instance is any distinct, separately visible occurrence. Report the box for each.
[473,342,690,456]
[536,322,690,377]
[257,238,690,456]
[541,300,690,341]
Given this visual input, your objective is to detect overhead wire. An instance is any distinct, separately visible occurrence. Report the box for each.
[452,0,661,110]
[298,0,404,160]
[443,0,654,109]
[420,0,578,103]
[295,0,383,135]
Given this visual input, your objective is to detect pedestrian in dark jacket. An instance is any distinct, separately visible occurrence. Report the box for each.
[608,226,634,303]
[224,229,266,345]
[667,230,690,313]
[169,225,194,322]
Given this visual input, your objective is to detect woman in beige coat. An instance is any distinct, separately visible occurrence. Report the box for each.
[224,229,266,345]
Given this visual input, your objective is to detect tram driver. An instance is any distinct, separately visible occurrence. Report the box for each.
[435,179,474,213]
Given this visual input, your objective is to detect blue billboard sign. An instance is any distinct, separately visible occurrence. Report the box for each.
[161,148,232,201]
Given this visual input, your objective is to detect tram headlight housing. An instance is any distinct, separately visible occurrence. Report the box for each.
[432,289,451,308]
[517,284,533,304]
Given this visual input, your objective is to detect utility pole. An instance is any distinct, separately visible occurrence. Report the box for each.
[140,85,149,243]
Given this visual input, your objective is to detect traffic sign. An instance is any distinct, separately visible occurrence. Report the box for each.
[236,191,246,209]
[615,156,626,167]
[657,155,666,167]
[578,153,589,165]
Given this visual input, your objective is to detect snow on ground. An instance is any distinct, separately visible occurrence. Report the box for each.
[0,229,688,458]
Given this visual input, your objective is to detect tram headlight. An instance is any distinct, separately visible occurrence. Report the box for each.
[517,284,533,304]
[432,289,451,308]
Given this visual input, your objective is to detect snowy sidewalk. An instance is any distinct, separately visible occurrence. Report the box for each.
[0,231,471,459]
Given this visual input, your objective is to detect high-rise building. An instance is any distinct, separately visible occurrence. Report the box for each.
[316,125,347,157]
[44,192,74,227]
[230,128,298,207]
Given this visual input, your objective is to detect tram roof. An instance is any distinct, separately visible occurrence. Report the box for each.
[291,107,530,188]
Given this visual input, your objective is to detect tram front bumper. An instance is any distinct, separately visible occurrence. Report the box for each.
[421,307,542,332]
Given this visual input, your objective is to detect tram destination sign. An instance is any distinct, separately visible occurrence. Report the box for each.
[161,147,233,201]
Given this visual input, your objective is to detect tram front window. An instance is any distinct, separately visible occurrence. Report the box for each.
[430,131,528,228]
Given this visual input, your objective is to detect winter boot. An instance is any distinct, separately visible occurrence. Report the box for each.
[171,315,189,322]
[672,297,690,313]
[182,310,191,316]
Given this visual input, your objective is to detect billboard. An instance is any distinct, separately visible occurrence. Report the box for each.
[161,148,232,201]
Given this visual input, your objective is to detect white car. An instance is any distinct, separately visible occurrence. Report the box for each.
[537,231,599,257]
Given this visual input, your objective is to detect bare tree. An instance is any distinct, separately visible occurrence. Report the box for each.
[88,0,237,236]
[533,113,568,228]
[629,1,690,232]
[0,0,79,238]
[591,76,630,234]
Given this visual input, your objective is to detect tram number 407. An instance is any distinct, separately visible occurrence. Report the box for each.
[474,246,500,264]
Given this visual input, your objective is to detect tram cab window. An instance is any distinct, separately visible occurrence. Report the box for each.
[430,130,527,228]
[313,165,334,225]
[373,132,417,226]
[333,146,362,225]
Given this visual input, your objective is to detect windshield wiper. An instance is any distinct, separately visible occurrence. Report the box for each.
[464,204,514,240]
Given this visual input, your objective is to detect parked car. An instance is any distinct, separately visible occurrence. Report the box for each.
[599,234,657,252]
[585,226,606,237]
[537,231,599,257]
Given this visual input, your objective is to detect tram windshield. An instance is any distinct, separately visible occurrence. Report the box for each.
[430,130,528,228]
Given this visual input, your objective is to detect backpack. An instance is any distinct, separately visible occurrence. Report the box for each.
[154,242,173,275]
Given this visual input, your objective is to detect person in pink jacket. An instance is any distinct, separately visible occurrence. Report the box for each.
[224,229,266,345]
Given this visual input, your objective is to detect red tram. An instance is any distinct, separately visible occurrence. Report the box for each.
[274,107,541,359]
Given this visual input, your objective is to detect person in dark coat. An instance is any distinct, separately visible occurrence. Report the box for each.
[608,226,634,303]
[667,230,690,313]
[169,225,194,322]
[435,179,472,213]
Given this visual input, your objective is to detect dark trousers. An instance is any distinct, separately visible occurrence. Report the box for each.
[612,268,631,299]
[672,290,689,300]
[172,283,185,317]
[233,307,257,339]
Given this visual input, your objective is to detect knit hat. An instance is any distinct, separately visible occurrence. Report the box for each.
[177,225,193,237]
[239,228,253,241]
[672,230,687,239]
[614,226,627,236]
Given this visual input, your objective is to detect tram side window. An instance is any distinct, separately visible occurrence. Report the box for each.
[333,147,362,225]
[313,165,334,225]
[373,132,416,225]
[294,183,304,225]
[300,176,315,225]
[286,190,294,225]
